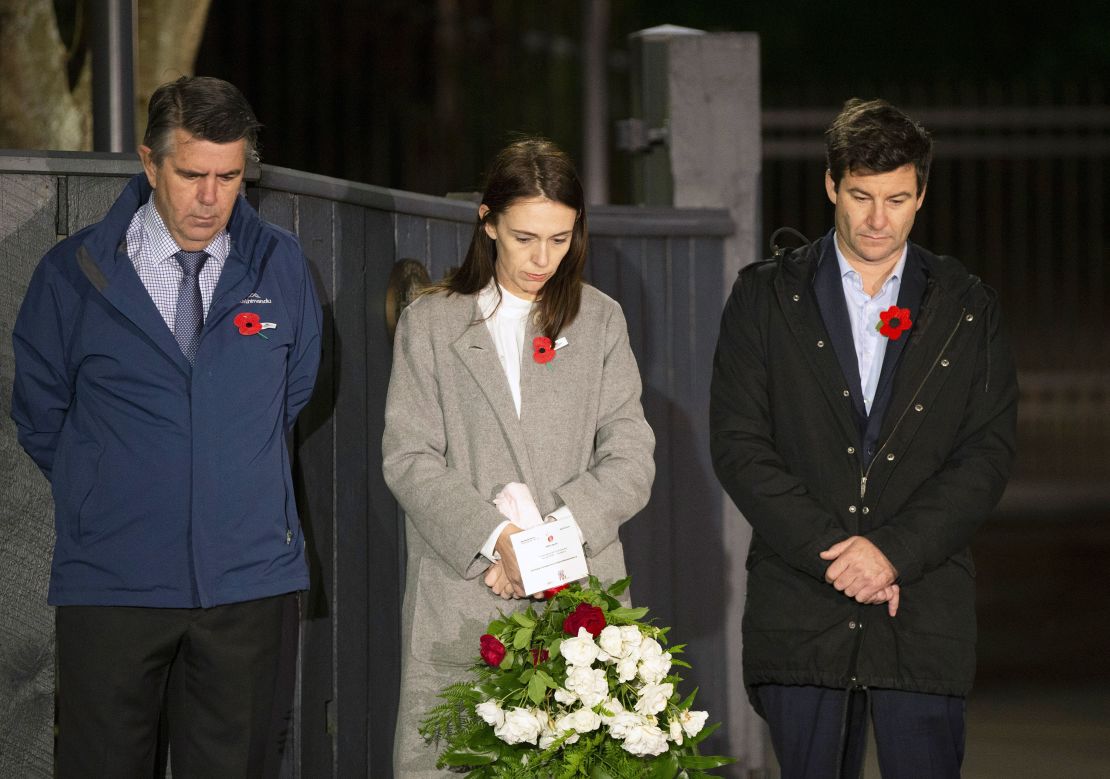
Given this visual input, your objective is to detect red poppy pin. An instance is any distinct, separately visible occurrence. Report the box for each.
[877,305,912,340]
[532,336,555,364]
[233,311,275,340]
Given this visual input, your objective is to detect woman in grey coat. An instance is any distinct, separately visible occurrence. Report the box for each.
[382,139,655,776]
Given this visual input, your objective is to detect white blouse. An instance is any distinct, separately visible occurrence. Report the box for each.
[475,280,579,561]
[477,281,533,417]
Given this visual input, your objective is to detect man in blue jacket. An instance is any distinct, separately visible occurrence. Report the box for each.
[711,99,1017,777]
[11,76,322,776]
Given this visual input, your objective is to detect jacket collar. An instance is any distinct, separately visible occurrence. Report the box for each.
[76,173,271,375]
[812,236,866,420]
[779,231,939,449]
[775,232,862,446]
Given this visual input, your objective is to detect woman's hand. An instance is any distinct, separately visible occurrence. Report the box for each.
[484,562,521,600]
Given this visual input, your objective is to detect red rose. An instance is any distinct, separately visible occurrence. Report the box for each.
[234,311,262,336]
[562,603,606,636]
[542,584,570,599]
[533,336,555,364]
[530,647,550,666]
[479,633,506,667]
[877,305,913,340]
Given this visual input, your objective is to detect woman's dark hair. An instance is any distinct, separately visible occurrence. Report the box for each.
[436,138,586,340]
[143,76,262,165]
[826,98,933,195]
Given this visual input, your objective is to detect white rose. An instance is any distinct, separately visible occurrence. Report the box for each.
[537,709,561,749]
[621,721,670,756]
[620,626,644,656]
[637,649,672,685]
[638,635,664,660]
[554,686,578,706]
[668,718,684,744]
[538,731,560,749]
[598,625,625,659]
[494,706,544,745]
[606,710,646,740]
[679,709,709,737]
[615,654,639,683]
[561,627,601,667]
[634,682,673,716]
[598,697,624,723]
[475,699,504,727]
[564,707,602,734]
[565,665,609,708]
[544,727,578,748]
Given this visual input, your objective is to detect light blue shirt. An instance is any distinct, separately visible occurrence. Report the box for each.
[834,236,907,416]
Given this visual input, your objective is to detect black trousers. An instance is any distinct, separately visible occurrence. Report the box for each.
[756,684,966,779]
[55,593,298,779]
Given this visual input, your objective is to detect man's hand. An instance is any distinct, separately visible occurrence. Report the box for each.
[489,523,526,598]
[819,536,900,615]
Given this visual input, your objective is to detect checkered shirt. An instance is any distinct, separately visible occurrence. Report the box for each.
[125,202,230,332]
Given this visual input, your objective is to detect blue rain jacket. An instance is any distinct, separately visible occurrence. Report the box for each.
[11,174,322,608]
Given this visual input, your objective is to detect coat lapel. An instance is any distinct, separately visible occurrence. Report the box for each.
[812,241,867,422]
[776,238,864,446]
[450,302,540,492]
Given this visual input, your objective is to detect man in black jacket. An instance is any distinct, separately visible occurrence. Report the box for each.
[710,99,1017,777]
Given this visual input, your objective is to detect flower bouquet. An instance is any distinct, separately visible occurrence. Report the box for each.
[420,577,735,777]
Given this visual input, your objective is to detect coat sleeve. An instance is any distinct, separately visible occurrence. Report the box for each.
[551,302,655,557]
[285,247,323,432]
[381,302,508,580]
[866,296,1018,584]
[10,258,79,480]
[709,271,848,582]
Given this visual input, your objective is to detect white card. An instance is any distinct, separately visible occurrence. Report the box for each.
[509,519,588,596]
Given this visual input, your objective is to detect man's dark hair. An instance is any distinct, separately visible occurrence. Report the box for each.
[143,76,262,165]
[826,98,933,194]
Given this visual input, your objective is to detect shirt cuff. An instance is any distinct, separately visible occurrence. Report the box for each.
[546,505,585,545]
[480,520,511,562]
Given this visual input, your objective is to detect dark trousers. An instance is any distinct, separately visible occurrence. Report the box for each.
[756,684,966,779]
[55,593,298,779]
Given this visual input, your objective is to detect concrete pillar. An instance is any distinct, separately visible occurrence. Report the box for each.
[623,28,768,774]
[667,33,762,284]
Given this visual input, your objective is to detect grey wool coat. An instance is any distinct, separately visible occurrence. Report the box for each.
[382,283,655,776]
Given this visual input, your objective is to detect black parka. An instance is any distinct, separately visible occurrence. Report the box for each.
[709,233,1018,708]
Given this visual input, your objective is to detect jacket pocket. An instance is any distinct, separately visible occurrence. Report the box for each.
[408,556,505,668]
[52,437,102,543]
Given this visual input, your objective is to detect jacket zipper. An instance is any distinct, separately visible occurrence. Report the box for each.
[845,309,967,691]
[859,307,967,500]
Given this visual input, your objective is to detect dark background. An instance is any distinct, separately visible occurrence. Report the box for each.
[194,0,1110,198]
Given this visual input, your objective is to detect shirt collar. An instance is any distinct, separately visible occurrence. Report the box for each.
[140,201,231,266]
[833,233,908,293]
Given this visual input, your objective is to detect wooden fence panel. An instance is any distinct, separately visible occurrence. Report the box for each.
[0,172,62,779]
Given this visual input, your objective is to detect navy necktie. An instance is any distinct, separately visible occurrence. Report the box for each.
[174,250,208,364]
